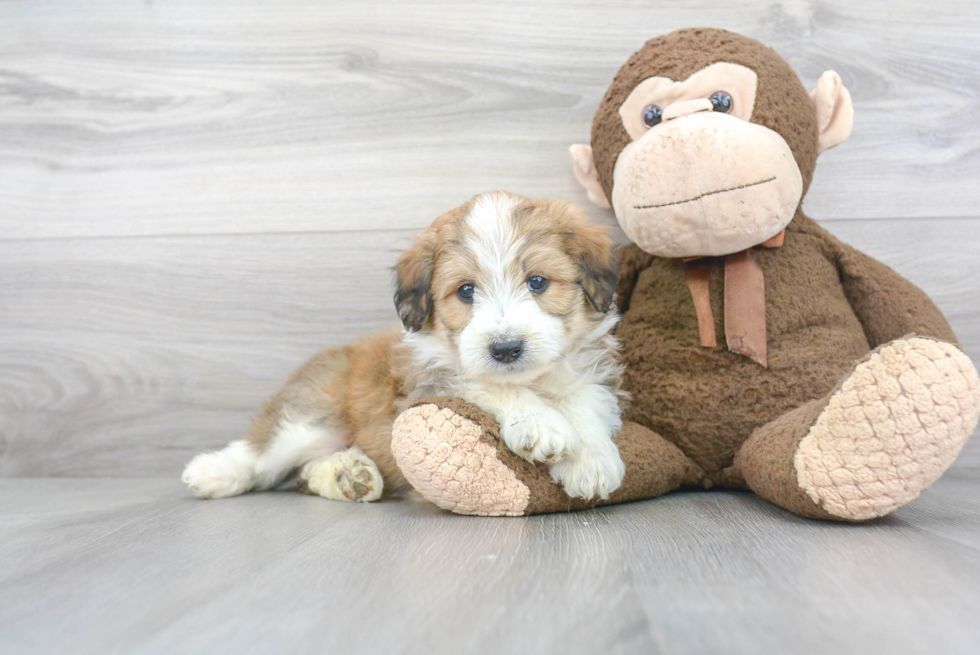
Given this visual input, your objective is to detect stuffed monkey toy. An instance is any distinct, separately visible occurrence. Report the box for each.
[390,28,980,520]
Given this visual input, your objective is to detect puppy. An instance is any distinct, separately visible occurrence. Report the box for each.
[182,191,626,502]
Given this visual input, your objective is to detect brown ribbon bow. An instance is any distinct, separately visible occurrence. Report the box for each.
[682,229,784,368]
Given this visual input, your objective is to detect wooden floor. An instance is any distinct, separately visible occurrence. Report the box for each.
[2,474,979,655]
[3,2,980,653]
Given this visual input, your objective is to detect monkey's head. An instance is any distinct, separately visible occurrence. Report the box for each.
[570,28,853,258]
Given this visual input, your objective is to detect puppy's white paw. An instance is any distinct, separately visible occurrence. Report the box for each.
[182,440,256,499]
[550,442,626,500]
[501,407,576,463]
[500,407,578,462]
[301,447,383,502]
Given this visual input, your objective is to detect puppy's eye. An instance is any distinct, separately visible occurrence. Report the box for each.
[457,284,475,303]
[642,104,663,128]
[709,91,733,114]
[527,276,549,293]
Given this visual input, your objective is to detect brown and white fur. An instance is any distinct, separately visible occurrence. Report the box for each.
[182,191,626,502]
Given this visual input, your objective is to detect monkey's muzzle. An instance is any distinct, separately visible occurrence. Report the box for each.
[611,111,803,258]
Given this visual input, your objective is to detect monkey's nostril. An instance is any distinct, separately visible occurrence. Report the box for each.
[662,97,714,121]
[490,340,524,364]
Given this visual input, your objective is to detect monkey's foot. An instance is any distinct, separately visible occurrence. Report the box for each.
[795,337,980,520]
[391,400,533,516]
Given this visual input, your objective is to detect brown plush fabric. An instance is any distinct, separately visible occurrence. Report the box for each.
[594,422,705,511]
[615,210,960,477]
[592,28,818,203]
[734,396,838,520]
[619,213,855,472]
[414,397,704,515]
[833,234,959,349]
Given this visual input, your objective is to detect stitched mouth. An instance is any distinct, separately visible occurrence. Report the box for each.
[633,176,776,210]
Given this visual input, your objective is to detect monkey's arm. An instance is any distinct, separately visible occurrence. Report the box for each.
[835,239,958,348]
[614,244,655,313]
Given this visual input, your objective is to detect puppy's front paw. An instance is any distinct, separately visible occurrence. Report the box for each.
[501,407,575,464]
[550,443,626,501]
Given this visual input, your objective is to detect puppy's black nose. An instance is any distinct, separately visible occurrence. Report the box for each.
[490,340,524,363]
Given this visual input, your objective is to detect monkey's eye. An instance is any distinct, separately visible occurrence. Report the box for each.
[457,284,475,303]
[709,91,733,114]
[642,104,663,128]
[527,276,549,293]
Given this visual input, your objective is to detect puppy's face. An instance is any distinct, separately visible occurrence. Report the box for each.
[394,192,617,383]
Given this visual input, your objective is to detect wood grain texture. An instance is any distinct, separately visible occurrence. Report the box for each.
[1,0,979,240]
[0,229,413,476]
[1,218,977,476]
[1,475,979,655]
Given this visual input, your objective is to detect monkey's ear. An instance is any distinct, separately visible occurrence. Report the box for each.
[393,228,437,331]
[810,71,854,153]
[569,144,612,209]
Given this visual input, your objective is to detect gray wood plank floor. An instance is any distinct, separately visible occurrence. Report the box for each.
[1,475,979,655]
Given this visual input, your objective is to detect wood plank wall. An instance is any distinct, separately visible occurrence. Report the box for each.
[2,0,979,476]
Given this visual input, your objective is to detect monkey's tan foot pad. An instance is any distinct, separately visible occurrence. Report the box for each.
[300,447,383,502]
[391,401,534,516]
[795,337,980,520]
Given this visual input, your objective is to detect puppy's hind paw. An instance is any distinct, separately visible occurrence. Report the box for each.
[301,447,383,502]
[181,440,257,499]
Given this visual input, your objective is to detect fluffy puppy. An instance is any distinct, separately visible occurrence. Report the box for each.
[182,191,626,502]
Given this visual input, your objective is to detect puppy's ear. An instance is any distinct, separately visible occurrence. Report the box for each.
[576,227,618,313]
[393,228,437,331]
[555,201,618,313]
